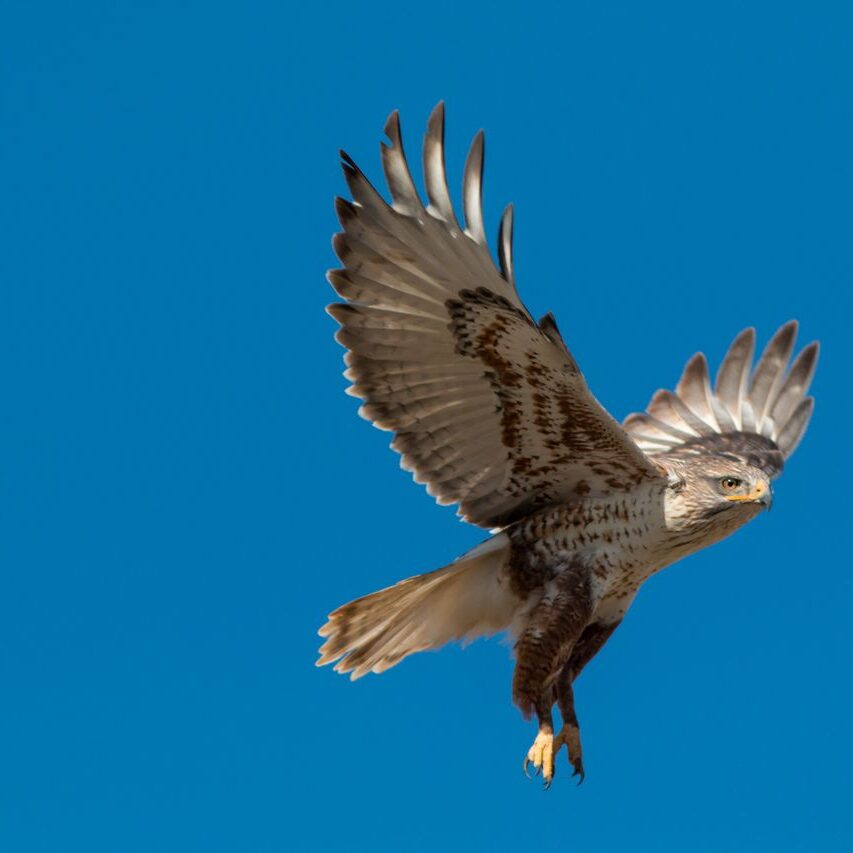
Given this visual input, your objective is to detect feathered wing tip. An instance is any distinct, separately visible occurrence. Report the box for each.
[498,203,515,288]
[624,322,819,474]
[340,102,516,289]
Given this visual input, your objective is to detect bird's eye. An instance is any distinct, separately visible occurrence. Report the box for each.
[720,477,742,491]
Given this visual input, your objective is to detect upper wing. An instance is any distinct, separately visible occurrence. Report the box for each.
[623,322,819,479]
[328,103,662,529]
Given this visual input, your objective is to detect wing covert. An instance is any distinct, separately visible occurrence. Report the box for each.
[329,103,662,528]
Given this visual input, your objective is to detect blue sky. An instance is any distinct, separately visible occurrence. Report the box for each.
[2,2,851,850]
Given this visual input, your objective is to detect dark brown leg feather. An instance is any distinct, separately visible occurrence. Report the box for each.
[553,620,621,784]
[566,620,621,681]
[512,566,594,717]
[514,566,594,787]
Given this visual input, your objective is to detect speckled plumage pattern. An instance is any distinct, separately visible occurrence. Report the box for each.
[317,104,819,786]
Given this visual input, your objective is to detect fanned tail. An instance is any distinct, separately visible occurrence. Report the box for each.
[317,534,516,680]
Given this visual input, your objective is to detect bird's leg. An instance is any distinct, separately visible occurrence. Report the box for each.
[513,565,594,788]
[553,620,622,784]
[523,702,557,786]
[554,667,585,783]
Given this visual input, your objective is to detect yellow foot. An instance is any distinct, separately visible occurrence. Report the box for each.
[523,730,556,788]
[555,723,585,785]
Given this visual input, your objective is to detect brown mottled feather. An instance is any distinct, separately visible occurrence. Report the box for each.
[330,106,661,528]
[319,104,821,787]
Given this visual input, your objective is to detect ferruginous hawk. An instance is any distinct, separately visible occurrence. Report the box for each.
[317,104,818,787]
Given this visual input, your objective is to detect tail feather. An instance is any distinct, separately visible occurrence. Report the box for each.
[317,533,516,679]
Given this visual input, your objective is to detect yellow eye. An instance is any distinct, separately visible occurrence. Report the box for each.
[720,477,742,491]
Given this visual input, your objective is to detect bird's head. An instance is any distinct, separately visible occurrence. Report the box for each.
[661,455,772,537]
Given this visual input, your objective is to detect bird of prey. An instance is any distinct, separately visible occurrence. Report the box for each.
[317,103,818,787]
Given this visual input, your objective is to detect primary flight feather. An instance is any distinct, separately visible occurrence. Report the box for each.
[318,103,818,787]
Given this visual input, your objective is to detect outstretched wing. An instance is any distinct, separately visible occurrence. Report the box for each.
[328,103,662,529]
[624,322,818,479]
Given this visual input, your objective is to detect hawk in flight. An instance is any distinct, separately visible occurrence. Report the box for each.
[317,104,818,787]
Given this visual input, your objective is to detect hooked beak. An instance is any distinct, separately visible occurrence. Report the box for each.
[726,482,773,509]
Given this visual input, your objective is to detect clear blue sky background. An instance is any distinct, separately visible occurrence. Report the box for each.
[1,2,851,851]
